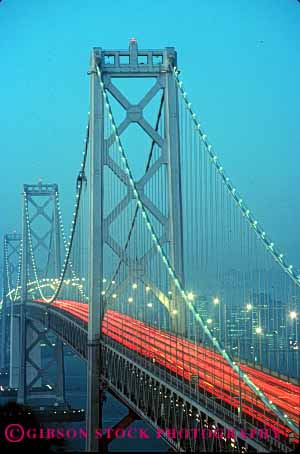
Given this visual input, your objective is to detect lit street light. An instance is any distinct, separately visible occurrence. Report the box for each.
[212,297,221,338]
[255,326,263,364]
[289,311,298,376]
[187,292,195,301]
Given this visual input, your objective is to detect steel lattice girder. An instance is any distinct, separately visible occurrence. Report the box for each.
[23,183,60,276]
[92,42,185,307]
[1,233,21,371]
[17,182,63,404]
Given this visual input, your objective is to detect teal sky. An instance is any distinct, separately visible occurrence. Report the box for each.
[0,0,300,265]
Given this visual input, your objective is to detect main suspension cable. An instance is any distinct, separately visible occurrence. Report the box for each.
[173,67,300,288]
[25,117,90,304]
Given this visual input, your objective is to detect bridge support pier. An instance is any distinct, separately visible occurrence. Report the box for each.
[26,321,42,390]
[9,316,20,387]
[0,298,9,372]
[17,318,65,405]
[86,342,103,452]
[54,338,66,404]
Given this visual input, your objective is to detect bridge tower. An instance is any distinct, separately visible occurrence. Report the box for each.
[87,39,185,452]
[0,233,21,376]
[17,182,65,405]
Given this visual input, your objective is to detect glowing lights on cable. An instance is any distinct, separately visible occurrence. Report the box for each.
[173,66,300,289]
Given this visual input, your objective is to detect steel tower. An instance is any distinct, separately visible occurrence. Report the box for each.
[87,38,185,452]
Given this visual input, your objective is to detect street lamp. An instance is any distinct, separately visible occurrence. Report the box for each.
[187,292,195,301]
[246,303,254,359]
[289,311,298,376]
[255,326,263,363]
[212,297,221,338]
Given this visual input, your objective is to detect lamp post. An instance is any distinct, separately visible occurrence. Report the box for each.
[289,311,298,377]
[246,303,253,361]
[237,317,242,424]
[255,326,263,364]
[212,297,221,340]
[224,302,227,350]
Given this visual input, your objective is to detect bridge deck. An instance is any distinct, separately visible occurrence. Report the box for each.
[34,299,299,443]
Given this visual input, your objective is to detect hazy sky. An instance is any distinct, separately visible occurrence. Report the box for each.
[1,0,300,268]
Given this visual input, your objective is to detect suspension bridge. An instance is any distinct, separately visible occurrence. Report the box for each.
[0,39,299,453]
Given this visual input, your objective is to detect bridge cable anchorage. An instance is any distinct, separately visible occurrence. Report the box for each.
[95,63,299,436]
[173,66,300,289]
[25,115,91,305]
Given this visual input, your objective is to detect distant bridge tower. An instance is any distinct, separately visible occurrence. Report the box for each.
[0,233,21,374]
[17,182,65,405]
[88,39,185,452]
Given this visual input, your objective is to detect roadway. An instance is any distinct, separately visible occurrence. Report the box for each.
[36,299,299,442]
